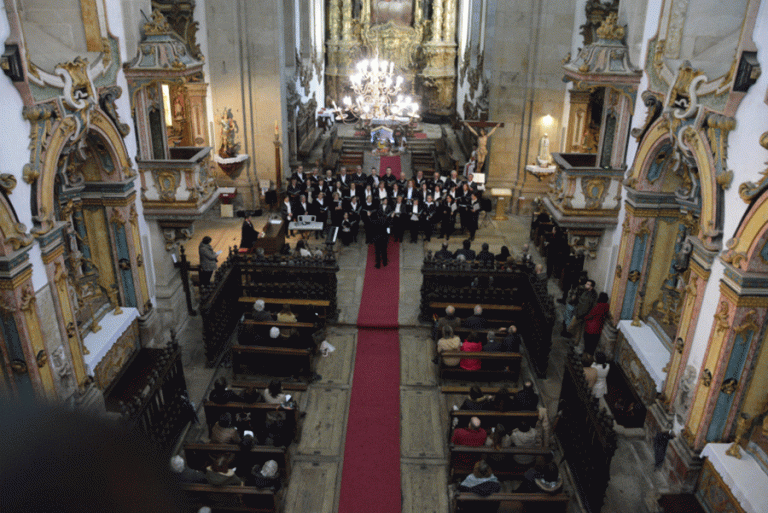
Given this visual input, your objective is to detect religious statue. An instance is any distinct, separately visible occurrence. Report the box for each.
[537,133,552,167]
[218,108,240,159]
[463,122,501,173]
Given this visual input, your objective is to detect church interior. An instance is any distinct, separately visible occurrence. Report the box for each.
[1,0,768,512]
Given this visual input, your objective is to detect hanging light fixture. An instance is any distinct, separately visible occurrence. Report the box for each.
[331,55,420,125]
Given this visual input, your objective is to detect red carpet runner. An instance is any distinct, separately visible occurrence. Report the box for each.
[339,169,401,511]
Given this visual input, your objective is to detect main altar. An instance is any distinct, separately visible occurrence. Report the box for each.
[325,0,457,116]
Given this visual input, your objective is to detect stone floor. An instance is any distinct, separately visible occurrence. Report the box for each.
[174,211,667,513]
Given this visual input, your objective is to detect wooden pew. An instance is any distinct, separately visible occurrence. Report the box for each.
[203,402,301,444]
[448,445,552,480]
[453,492,569,513]
[449,410,539,440]
[180,483,278,513]
[183,443,289,479]
[441,385,518,395]
[237,320,320,347]
[439,351,522,383]
[239,297,330,323]
[231,381,308,392]
[428,302,522,328]
[231,345,314,379]
[452,327,514,344]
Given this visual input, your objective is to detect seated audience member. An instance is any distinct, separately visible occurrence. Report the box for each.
[459,331,483,370]
[491,387,514,412]
[434,242,454,260]
[209,377,245,404]
[246,460,282,492]
[458,460,501,498]
[485,423,511,451]
[510,420,538,465]
[476,243,495,265]
[210,413,241,445]
[451,416,487,446]
[460,384,492,411]
[495,246,511,262]
[463,305,487,331]
[517,456,561,493]
[205,454,242,486]
[263,380,287,405]
[535,263,548,281]
[520,243,534,268]
[501,324,522,353]
[433,304,462,341]
[513,381,539,411]
[251,299,273,322]
[170,455,206,484]
[534,462,563,493]
[242,385,264,404]
[454,239,476,261]
[436,326,462,366]
[233,435,257,479]
[277,304,298,338]
[295,239,312,258]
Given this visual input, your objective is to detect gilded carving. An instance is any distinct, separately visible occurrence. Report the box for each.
[36,349,48,368]
[93,322,138,389]
[110,207,126,226]
[631,91,663,142]
[734,310,759,336]
[615,264,622,278]
[714,301,730,333]
[129,204,139,227]
[20,285,36,312]
[701,368,712,387]
[361,21,424,71]
[6,222,33,250]
[595,12,625,41]
[0,173,17,194]
[738,131,768,203]
[634,219,651,237]
[30,208,55,238]
[23,165,40,185]
[99,86,131,137]
[628,270,641,282]
[152,170,181,202]
[581,177,609,209]
[144,10,173,36]
[720,378,737,395]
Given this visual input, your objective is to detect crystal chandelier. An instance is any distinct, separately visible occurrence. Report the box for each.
[332,56,420,124]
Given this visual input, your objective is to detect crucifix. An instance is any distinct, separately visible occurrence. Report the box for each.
[463,120,505,173]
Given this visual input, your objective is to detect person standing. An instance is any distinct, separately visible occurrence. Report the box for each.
[583,292,610,356]
[240,214,259,249]
[570,279,598,344]
[372,209,390,269]
[198,236,220,285]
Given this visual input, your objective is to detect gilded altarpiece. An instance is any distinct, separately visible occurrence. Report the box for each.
[325,0,457,115]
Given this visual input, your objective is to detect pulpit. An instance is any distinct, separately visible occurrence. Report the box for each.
[491,188,512,221]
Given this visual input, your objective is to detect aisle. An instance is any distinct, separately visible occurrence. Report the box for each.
[339,225,401,512]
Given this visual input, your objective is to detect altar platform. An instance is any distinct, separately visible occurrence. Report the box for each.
[615,320,671,407]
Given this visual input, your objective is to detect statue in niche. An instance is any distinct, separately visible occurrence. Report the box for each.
[537,133,552,167]
[218,108,240,158]
[674,365,697,426]
[373,0,413,26]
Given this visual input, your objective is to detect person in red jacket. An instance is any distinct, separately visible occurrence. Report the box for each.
[459,331,483,370]
[583,292,609,356]
[451,416,487,446]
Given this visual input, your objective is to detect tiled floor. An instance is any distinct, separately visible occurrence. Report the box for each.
[175,208,666,513]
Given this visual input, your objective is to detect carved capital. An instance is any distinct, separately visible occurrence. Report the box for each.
[0,173,17,194]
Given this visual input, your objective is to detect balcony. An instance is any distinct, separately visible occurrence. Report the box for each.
[138,146,217,220]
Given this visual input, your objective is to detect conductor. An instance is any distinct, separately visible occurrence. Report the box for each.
[372,209,390,269]
[240,214,259,249]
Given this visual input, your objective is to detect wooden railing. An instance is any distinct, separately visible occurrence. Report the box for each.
[555,346,617,513]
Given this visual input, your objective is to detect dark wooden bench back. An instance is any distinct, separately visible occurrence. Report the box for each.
[203,401,300,444]
[453,492,569,513]
[231,345,314,378]
[450,410,538,439]
[439,351,522,383]
[448,445,552,480]
[180,483,278,513]
[183,443,289,479]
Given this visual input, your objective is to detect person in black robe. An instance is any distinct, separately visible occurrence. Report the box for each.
[240,215,259,249]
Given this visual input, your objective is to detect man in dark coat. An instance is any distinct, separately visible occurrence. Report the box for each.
[454,239,476,261]
[476,243,495,266]
[371,210,390,269]
[435,242,454,260]
[240,215,259,249]
[463,305,487,331]
[513,381,539,411]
